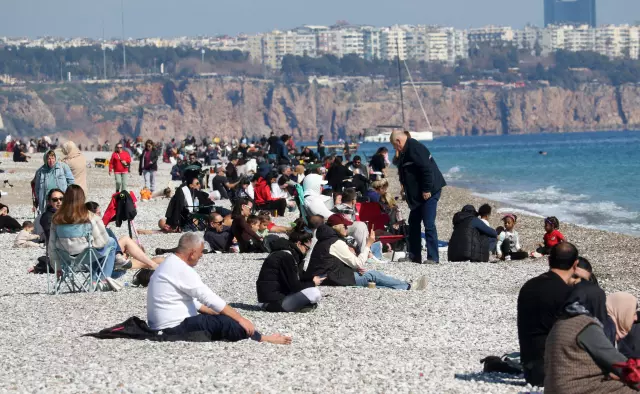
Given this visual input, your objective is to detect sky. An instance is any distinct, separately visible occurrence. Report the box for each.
[2,0,640,38]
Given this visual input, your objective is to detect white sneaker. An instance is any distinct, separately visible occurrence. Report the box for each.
[411,275,429,291]
[105,277,123,292]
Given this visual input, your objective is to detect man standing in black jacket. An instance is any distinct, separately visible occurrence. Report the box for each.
[391,130,446,264]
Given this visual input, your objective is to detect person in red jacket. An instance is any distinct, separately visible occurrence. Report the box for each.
[254,171,287,217]
[108,143,132,192]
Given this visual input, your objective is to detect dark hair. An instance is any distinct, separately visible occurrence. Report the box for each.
[478,204,492,217]
[281,134,290,142]
[353,155,362,162]
[308,215,325,229]
[145,139,154,147]
[496,226,505,236]
[257,212,271,223]
[577,256,599,285]
[85,201,100,214]
[549,242,579,270]
[46,150,56,158]
[266,171,279,183]
[375,147,388,155]
[545,216,560,229]
[277,175,290,186]
[47,188,64,201]
[289,229,313,244]
[0,203,9,214]
[342,188,357,204]
[333,156,343,166]
[22,221,34,229]
[232,198,251,217]
[246,214,259,226]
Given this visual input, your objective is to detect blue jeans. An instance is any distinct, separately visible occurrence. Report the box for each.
[408,190,441,262]
[94,237,118,280]
[163,314,262,342]
[353,270,409,290]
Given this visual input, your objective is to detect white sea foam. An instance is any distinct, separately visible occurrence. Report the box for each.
[443,165,463,181]
[474,186,640,236]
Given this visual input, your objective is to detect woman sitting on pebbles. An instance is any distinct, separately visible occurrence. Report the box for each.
[256,222,324,313]
[303,219,428,291]
[0,203,22,233]
[544,291,639,392]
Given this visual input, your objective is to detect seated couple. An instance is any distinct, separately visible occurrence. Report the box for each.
[302,218,428,291]
[147,232,291,345]
[164,174,231,232]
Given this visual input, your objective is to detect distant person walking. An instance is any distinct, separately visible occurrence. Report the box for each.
[139,140,159,192]
[61,141,87,193]
[390,130,446,264]
[109,142,132,192]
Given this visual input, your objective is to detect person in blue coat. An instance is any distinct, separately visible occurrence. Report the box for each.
[32,150,75,214]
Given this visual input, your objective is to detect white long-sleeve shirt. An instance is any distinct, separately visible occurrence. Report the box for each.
[496,230,521,255]
[147,254,227,330]
[329,239,370,270]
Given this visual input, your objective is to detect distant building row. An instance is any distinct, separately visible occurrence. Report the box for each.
[2,22,640,70]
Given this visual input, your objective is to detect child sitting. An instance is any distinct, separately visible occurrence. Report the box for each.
[256,211,291,238]
[533,216,565,257]
[246,215,264,252]
[496,214,528,261]
[478,204,492,227]
[478,204,496,254]
[14,221,42,248]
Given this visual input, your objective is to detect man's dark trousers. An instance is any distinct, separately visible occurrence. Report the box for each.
[408,190,441,263]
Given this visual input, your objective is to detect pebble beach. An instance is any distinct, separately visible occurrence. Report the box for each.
[0,152,638,393]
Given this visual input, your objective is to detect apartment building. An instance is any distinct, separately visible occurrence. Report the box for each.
[468,26,515,46]
[362,27,382,60]
[380,26,407,61]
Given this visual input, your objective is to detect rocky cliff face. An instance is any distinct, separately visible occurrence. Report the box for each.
[0,78,639,144]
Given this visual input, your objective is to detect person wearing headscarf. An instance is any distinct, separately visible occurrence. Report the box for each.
[60,141,87,193]
[32,150,75,214]
[544,289,638,393]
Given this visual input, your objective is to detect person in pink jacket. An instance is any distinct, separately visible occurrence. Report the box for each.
[108,143,132,192]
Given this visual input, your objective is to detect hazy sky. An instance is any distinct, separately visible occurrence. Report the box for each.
[2,0,639,38]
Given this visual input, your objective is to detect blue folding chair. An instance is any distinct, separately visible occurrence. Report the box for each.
[47,223,115,294]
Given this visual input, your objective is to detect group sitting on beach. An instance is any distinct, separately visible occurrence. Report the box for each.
[12,131,640,390]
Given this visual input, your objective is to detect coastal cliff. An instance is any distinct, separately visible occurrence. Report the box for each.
[1,78,639,143]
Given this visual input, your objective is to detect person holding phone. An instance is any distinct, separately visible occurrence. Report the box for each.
[109,143,132,192]
[256,220,324,313]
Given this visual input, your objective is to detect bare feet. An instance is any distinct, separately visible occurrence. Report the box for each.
[260,334,292,345]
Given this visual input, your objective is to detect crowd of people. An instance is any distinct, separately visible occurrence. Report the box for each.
[4,129,640,389]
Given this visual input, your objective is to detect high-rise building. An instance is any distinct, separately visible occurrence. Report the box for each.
[544,0,596,28]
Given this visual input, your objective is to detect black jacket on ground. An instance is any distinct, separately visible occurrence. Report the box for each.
[138,149,159,174]
[256,238,315,304]
[448,205,497,262]
[396,138,446,210]
[303,225,356,286]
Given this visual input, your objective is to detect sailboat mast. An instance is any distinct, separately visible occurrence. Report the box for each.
[395,37,405,130]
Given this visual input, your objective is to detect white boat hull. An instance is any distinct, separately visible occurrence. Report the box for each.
[364,130,433,143]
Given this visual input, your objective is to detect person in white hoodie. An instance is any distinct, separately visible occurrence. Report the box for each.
[302,174,334,219]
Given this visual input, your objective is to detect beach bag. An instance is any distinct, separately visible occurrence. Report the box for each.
[132,269,154,287]
[480,353,522,375]
[613,358,640,385]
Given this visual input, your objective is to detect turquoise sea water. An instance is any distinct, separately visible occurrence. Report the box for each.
[319,131,640,236]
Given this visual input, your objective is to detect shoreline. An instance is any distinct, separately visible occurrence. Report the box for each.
[387,169,640,292]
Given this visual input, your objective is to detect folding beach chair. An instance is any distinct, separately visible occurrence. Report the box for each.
[358,202,405,262]
[47,223,115,294]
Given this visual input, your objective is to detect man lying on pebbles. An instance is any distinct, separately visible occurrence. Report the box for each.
[147,232,291,345]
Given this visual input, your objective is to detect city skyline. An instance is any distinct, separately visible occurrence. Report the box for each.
[2,0,640,39]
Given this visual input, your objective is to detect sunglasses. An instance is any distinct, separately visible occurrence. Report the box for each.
[212,221,223,225]
[116,146,123,149]
[50,197,63,202]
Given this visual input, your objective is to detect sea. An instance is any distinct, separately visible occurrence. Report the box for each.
[322,131,640,237]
